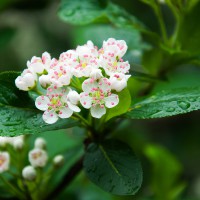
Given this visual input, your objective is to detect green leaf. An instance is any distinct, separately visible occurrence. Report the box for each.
[105,3,143,29]
[131,70,166,83]
[0,71,33,107]
[0,71,79,136]
[144,144,185,200]
[177,2,200,54]
[58,0,109,25]
[58,0,143,29]
[83,139,143,195]
[105,88,131,121]
[125,86,200,119]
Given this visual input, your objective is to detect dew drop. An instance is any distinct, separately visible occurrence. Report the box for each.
[39,125,45,129]
[10,133,15,137]
[9,128,16,132]
[177,101,190,110]
[1,112,5,116]
[189,97,196,102]
[65,9,75,16]
[166,107,175,112]
[3,121,21,126]
[117,16,127,23]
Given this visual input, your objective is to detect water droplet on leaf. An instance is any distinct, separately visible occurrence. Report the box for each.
[166,107,175,112]
[189,97,196,102]
[9,128,16,132]
[177,101,190,110]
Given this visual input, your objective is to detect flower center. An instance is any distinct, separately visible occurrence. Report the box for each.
[51,97,59,105]
[32,152,42,159]
[48,96,64,111]
[90,88,106,106]
[0,156,5,166]
[114,74,122,80]
[81,62,87,68]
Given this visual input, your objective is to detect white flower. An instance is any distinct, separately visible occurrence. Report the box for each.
[29,148,48,167]
[39,75,51,88]
[102,38,128,58]
[0,137,9,147]
[90,68,103,80]
[0,136,24,148]
[99,38,130,76]
[48,62,72,87]
[15,69,37,91]
[80,78,119,118]
[71,42,99,77]
[22,166,36,181]
[100,57,130,76]
[53,155,64,167]
[59,50,77,63]
[67,90,80,105]
[0,152,10,173]
[85,40,99,57]
[35,86,80,124]
[109,73,131,92]
[27,52,52,74]
[34,138,46,149]
[13,137,24,150]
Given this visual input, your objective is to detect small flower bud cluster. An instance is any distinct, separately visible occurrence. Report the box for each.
[15,38,131,123]
[22,137,64,181]
[0,136,25,174]
[28,137,48,168]
[0,152,10,173]
[0,134,65,200]
[0,135,24,150]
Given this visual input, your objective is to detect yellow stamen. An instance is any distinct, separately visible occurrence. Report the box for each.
[82,63,87,68]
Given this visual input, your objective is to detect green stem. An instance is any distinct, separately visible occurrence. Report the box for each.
[44,156,83,200]
[21,180,33,200]
[155,3,168,43]
[73,113,91,128]
[0,175,25,199]
[7,170,21,179]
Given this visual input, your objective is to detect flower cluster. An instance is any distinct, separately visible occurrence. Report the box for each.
[15,38,131,123]
[0,135,65,200]
[0,135,64,180]
[0,136,24,173]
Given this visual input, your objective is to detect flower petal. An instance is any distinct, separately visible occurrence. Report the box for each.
[43,110,58,124]
[80,92,92,109]
[91,105,106,118]
[35,96,50,111]
[67,102,81,112]
[58,74,71,86]
[82,78,98,93]
[98,78,111,92]
[117,61,130,74]
[46,86,62,96]
[104,94,119,108]
[29,62,45,74]
[58,106,73,118]
[67,90,80,105]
